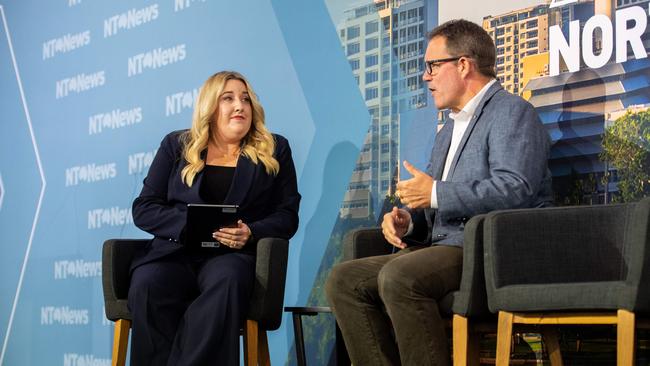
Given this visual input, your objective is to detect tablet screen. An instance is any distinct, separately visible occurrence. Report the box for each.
[185,204,239,250]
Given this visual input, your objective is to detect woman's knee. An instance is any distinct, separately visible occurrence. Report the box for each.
[207,269,252,291]
[129,261,194,301]
[128,268,163,312]
[129,266,161,296]
[199,254,255,293]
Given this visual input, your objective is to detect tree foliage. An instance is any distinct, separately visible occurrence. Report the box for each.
[600,109,650,202]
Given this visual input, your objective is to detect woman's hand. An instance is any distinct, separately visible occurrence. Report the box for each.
[212,220,252,249]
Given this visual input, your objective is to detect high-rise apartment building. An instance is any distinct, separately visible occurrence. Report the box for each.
[523,0,650,203]
[482,4,552,95]
[337,0,436,219]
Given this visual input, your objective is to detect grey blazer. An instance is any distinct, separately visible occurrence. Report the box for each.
[407,82,553,247]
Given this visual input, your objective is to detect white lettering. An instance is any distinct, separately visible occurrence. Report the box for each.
[102,307,111,326]
[54,260,101,280]
[88,107,143,135]
[582,15,613,69]
[87,206,133,229]
[103,4,159,38]
[550,20,580,75]
[128,149,157,175]
[63,354,111,366]
[165,88,199,116]
[174,0,207,12]
[40,306,89,325]
[55,71,106,99]
[65,162,117,186]
[42,30,91,60]
[550,4,650,76]
[615,5,648,63]
[127,44,187,77]
[175,0,190,11]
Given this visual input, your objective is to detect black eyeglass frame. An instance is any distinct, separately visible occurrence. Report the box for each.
[424,55,469,75]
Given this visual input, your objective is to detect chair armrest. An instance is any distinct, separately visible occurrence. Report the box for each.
[452,214,489,317]
[248,237,289,330]
[102,239,148,321]
[342,228,393,261]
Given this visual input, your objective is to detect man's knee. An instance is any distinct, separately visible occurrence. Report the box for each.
[377,259,412,303]
[325,262,352,303]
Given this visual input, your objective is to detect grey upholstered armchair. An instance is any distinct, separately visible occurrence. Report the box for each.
[102,237,289,366]
[483,198,650,365]
[343,214,491,366]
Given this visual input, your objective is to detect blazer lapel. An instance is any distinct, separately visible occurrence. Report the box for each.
[223,154,255,206]
[446,82,502,180]
[429,120,453,180]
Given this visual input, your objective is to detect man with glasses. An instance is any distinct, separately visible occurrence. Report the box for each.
[326,19,553,365]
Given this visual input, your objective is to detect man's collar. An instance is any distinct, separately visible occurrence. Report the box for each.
[449,79,497,121]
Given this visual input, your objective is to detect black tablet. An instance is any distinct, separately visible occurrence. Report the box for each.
[185,204,239,250]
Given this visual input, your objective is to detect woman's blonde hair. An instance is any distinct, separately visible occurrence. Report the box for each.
[180,71,279,187]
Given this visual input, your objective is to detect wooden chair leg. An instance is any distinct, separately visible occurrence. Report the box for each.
[540,327,563,366]
[496,311,513,366]
[452,315,480,366]
[453,315,469,366]
[244,320,259,366]
[112,319,131,366]
[617,309,635,366]
[258,329,271,366]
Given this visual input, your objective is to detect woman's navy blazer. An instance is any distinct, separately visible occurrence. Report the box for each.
[131,129,301,268]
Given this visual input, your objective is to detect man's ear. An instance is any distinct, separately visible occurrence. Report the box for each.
[458,57,473,78]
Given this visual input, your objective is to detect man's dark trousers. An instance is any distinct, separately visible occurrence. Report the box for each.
[325,244,463,366]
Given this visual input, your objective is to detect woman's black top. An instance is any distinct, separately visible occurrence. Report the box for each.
[200,165,235,204]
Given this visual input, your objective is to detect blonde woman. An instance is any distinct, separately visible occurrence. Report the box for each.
[129,71,300,365]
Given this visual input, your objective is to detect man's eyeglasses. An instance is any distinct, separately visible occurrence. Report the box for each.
[425,56,467,75]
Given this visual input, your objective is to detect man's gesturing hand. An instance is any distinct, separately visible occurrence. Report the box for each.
[395,160,434,209]
[381,207,411,249]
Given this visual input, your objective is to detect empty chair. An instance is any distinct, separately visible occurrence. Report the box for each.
[483,198,650,365]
